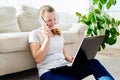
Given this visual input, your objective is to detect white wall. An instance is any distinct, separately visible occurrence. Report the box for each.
[0,0,90,24]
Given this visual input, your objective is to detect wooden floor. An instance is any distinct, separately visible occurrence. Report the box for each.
[0,68,39,80]
[0,52,120,80]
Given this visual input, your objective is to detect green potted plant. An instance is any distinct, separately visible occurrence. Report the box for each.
[76,0,120,50]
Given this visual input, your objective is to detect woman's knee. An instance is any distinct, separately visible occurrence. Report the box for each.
[90,59,99,62]
[89,59,101,65]
[40,71,52,80]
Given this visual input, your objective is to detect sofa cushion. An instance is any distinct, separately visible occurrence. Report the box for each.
[17,5,41,32]
[0,6,20,33]
[0,32,30,52]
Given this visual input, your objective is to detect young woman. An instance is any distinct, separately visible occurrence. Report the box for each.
[29,5,114,80]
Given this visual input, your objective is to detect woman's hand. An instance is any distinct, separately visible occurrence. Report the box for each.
[63,47,75,62]
[65,56,74,62]
[42,24,51,40]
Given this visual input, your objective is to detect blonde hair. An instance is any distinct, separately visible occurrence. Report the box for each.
[39,5,55,17]
[39,5,61,35]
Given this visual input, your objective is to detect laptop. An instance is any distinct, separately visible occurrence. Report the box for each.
[50,35,105,72]
[69,35,105,67]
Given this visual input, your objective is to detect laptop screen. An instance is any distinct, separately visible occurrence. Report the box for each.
[70,35,105,67]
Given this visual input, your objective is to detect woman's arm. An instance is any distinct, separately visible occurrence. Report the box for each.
[29,25,51,64]
[29,38,50,64]
[63,47,74,62]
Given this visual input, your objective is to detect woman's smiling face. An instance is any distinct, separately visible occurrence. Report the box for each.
[42,11,56,30]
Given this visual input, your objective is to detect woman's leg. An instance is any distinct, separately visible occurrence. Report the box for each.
[50,65,93,79]
[70,59,114,80]
[40,70,79,80]
[40,59,114,80]
[88,59,114,80]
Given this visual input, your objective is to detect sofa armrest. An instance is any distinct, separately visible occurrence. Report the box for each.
[62,31,78,44]
[55,23,72,31]
[69,23,87,34]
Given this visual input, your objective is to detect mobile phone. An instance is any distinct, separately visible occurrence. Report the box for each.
[39,17,46,25]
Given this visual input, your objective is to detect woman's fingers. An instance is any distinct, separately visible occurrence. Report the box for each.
[43,25,51,39]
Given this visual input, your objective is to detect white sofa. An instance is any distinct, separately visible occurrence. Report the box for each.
[0,6,87,76]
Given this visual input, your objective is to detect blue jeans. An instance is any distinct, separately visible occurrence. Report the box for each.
[40,59,114,80]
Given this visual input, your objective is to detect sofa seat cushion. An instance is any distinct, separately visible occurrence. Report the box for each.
[0,31,78,53]
[0,32,30,52]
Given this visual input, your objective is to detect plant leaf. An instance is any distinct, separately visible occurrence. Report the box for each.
[96,14,104,21]
[86,21,91,26]
[76,12,82,17]
[112,18,115,24]
[101,41,106,49]
[108,36,117,45]
[93,27,97,35]
[113,0,116,5]
[110,28,117,36]
[100,0,107,4]
[88,13,93,21]
[94,9,101,14]
[111,0,117,5]
[98,2,103,10]
[104,30,110,44]
[93,0,99,4]
[103,14,111,24]
[97,23,104,30]
[118,20,120,25]
[91,14,96,23]
[87,28,92,35]
[106,1,112,9]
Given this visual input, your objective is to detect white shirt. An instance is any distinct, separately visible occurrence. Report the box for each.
[29,28,69,76]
